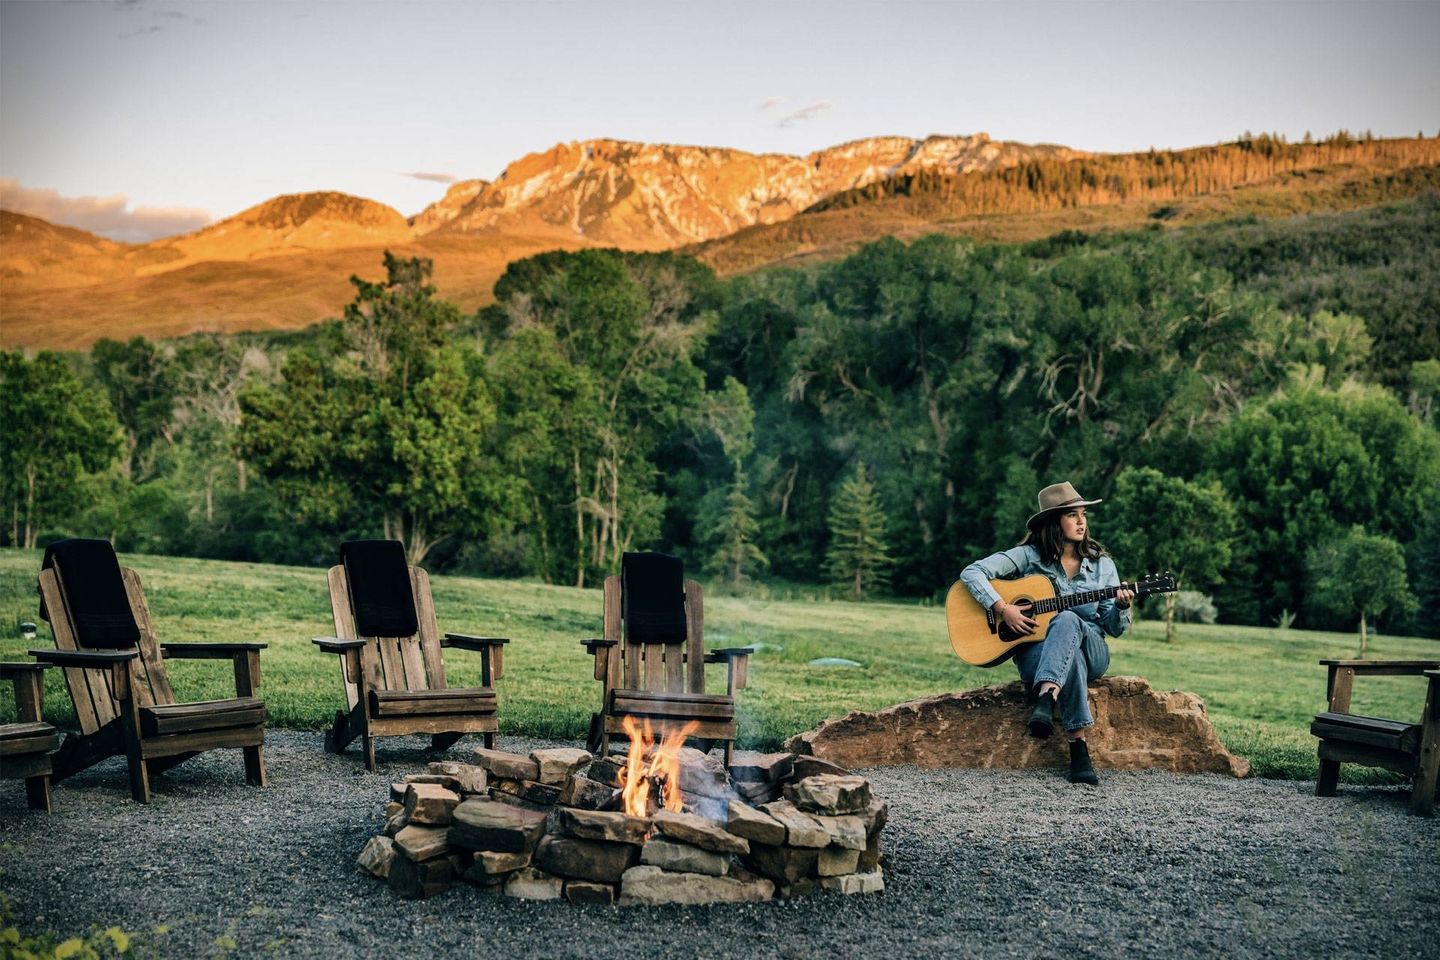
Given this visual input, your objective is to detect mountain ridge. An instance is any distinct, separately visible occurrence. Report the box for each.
[3,133,1436,349]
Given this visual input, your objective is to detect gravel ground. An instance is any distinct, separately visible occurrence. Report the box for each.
[2,730,1436,960]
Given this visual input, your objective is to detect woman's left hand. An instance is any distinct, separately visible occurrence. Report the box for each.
[1116,585,1135,609]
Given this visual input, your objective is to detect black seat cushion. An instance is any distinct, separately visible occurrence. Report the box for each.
[342,540,419,638]
[622,552,687,644]
[39,539,141,649]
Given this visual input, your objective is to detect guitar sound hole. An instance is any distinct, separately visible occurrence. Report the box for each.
[997,599,1036,643]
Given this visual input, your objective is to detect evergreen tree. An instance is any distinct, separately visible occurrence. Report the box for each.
[826,462,892,599]
[699,377,767,585]
[704,467,768,586]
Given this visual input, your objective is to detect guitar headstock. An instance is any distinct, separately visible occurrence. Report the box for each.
[1131,571,1178,596]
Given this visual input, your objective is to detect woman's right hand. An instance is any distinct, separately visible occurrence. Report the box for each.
[1000,601,1039,636]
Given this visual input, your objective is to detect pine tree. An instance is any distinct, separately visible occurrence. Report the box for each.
[699,377,767,587]
[704,467,768,586]
[825,462,892,600]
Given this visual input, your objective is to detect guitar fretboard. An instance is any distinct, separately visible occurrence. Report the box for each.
[1027,583,1153,615]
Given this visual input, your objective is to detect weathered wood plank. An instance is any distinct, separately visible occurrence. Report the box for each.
[327,565,362,711]
[685,580,704,694]
[411,567,446,690]
[138,724,265,759]
[39,569,106,736]
[124,568,173,708]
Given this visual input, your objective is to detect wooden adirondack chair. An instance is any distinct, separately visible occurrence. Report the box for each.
[582,552,752,767]
[315,540,508,772]
[1312,658,1440,816]
[1,662,59,812]
[32,539,267,804]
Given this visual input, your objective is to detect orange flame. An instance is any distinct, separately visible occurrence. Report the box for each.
[619,715,700,818]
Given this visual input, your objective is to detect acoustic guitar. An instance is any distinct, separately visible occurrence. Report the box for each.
[945,571,1177,667]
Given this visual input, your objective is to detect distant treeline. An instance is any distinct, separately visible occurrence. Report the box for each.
[3,198,1437,637]
[810,133,1440,217]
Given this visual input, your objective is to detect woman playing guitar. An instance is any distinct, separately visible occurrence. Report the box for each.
[958,481,1135,786]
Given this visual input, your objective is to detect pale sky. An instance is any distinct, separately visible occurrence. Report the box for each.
[1,0,1437,241]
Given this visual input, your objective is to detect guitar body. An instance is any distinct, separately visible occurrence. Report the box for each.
[945,574,1059,667]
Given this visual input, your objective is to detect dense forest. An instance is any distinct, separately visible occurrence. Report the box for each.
[3,197,1437,636]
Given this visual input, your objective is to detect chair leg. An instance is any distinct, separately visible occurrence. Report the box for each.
[126,748,152,804]
[244,744,267,787]
[483,732,496,750]
[430,732,464,752]
[364,736,378,773]
[1410,743,1437,816]
[723,740,734,770]
[120,711,151,804]
[1316,758,1341,797]
[325,709,348,753]
[599,729,610,760]
[586,713,603,755]
[25,774,52,813]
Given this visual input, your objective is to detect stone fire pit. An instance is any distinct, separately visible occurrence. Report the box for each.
[357,745,887,904]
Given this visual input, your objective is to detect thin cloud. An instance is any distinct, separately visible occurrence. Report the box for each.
[759,97,785,111]
[0,179,212,244]
[778,101,834,128]
[115,1,205,37]
[404,172,460,185]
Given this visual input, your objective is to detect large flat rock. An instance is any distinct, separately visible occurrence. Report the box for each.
[784,676,1249,777]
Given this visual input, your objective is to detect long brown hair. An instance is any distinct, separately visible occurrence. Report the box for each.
[1020,510,1107,565]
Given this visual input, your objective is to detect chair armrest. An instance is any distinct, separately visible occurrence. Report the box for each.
[313,636,368,653]
[161,642,267,660]
[703,647,754,663]
[1427,670,1440,680]
[0,661,51,678]
[442,634,511,651]
[1319,659,1440,675]
[442,634,509,683]
[583,639,618,685]
[704,647,753,693]
[30,648,138,666]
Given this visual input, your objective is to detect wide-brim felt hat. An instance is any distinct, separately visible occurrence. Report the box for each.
[1026,481,1103,530]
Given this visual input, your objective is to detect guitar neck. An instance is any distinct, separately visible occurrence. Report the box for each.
[1029,582,1147,615]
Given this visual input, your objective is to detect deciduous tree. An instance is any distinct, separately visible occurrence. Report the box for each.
[0,351,124,548]
[1306,527,1417,654]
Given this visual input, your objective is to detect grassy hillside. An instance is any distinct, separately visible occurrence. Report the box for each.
[693,144,1440,275]
[0,231,595,351]
[1,549,1434,781]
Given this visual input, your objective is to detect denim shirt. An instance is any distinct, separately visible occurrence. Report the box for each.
[959,544,1132,639]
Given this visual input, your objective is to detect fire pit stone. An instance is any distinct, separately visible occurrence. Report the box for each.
[757,800,830,848]
[639,837,731,876]
[472,747,540,781]
[501,866,564,900]
[403,783,461,824]
[552,807,650,845]
[358,745,887,903]
[618,865,774,906]
[725,800,786,846]
[531,747,593,785]
[651,809,749,854]
[535,835,639,883]
[786,774,872,815]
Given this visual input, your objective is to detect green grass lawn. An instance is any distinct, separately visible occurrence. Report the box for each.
[1,548,1434,782]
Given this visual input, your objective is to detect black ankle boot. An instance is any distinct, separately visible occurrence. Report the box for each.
[1026,690,1055,738]
[1069,739,1099,785]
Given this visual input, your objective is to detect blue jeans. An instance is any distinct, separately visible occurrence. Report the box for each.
[1013,610,1110,733]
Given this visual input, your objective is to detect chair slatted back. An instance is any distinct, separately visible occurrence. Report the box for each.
[604,575,705,695]
[39,566,176,736]
[327,564,447,710]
